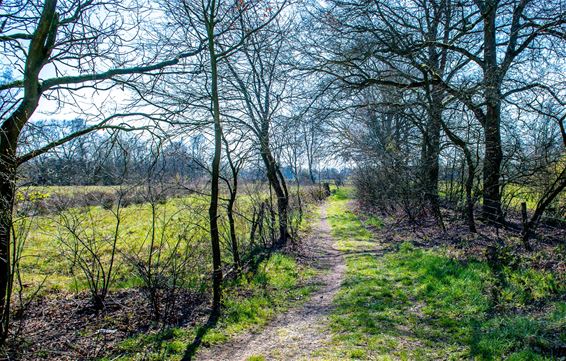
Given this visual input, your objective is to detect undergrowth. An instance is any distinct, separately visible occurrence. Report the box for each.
[104,253,316,360]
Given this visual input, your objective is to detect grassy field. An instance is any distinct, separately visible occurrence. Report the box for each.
[10,184,322,359]
[15,192,212,294]
[13,184,316,297]
[321,189,565,360]
[11,185,565,359]
[439,181,565,214]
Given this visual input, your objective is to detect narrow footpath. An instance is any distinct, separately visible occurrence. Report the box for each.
[195,203,345,361]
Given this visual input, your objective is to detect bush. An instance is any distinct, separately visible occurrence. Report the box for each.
[352,164,426,222]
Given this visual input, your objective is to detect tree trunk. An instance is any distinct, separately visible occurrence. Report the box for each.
[0,160,16,343]
[481,2,504,224]
[440,113,477,233]
[206,15,223,316]
[464,156,477,233]
[0,0,57,341]
[307,155,316,185]
[521,202,531,251]
[423,12,445,230]
[227,193,240,271]
[260,142,289,244]
[308,167,316,185]
[0,101,41,344]
[423,85,445,230]
[482,118,504,224]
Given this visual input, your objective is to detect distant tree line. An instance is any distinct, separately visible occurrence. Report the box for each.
[17,118,347,187]
[18,119,209,186]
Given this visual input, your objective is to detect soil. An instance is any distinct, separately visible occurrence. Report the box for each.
[4,288,208,360]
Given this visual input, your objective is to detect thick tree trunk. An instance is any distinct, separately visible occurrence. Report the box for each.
[0,1,58,340]
[423,85,445,230]
[481,2,505,224]
[0,100,41,343]
[482,112,504,224]
[422,13,445,230]
[0,160,15,343]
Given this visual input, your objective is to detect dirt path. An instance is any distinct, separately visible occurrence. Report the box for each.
[195,203,345,361]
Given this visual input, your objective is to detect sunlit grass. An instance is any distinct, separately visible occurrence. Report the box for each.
[326,193,375,252]
[16,194,215,294]
[12,184,323,357]
[11,183,325,359]
[14,186,294,296]
[323,193,565,360]
[438,181,565,213]
[105,253,317,360]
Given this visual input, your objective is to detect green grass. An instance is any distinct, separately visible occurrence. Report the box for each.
[322,193,565,360]
[15,185,324,296]
[438,181,565,213]
[246,356,266,361]
[326,191,375,252]
[12,185,323,358]
[106,253,317,360]
[15,194,214,294]
[363,215,384,229]
[14,187,276,295]
[330,186,355,200]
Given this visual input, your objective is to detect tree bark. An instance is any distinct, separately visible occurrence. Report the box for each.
[464,159,477,233]
[206,10,223,315]
[481,1,505,224]
[440,113,477,233]
[259,141,289,244]
[0,153,16,342]
[0,0,58,343]
[227,181,240,271]
[423,84,445,230]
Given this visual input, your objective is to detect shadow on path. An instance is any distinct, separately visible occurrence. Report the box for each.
[181,311,219,361]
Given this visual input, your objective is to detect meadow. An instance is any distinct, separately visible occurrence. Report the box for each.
[14,184,320,296]
[16,186,214,295]
[8,185,565,360]
[439,180,566,217]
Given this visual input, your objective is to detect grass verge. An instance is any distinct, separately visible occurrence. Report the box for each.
[323,191,565,360]
[103,253,317,360]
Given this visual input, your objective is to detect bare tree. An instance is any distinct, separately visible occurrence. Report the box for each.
[223,16,293,244]
[428,0,566,223]
[220,131,252,273]
[158,0,288,316]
